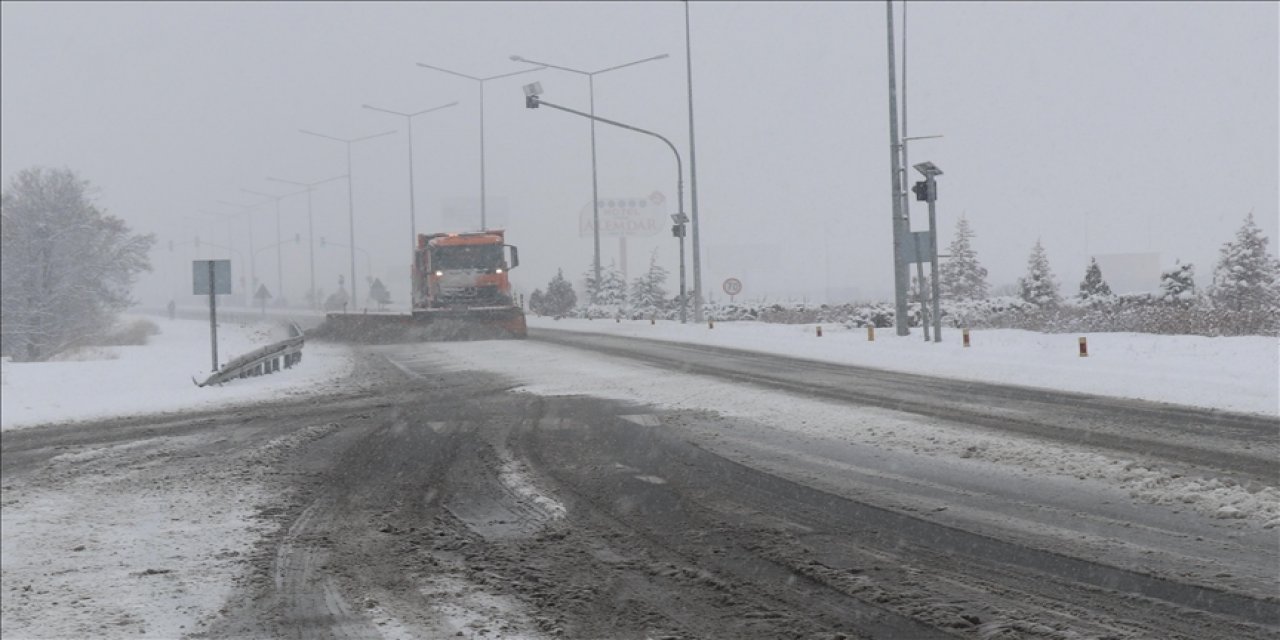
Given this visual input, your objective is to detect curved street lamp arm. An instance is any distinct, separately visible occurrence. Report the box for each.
[409,101,459,117]
[480,66,547,82]
[534,98,682,196]
[299,129,348,144]
[351,129,398,143]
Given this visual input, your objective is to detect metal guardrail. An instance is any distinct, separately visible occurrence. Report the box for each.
[194,322,306,387]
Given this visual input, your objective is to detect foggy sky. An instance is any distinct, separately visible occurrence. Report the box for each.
[2,1,1276,307]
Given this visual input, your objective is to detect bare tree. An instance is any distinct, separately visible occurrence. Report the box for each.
[1,167,154,361]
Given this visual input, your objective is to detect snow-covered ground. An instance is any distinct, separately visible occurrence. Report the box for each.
[529,317,1280,416]
[1,314,354,431]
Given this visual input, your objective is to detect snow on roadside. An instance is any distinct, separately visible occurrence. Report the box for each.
[0,432,271,639]
[529,317,1280,416]
[1,314,354,431]
[411,340,1280,528]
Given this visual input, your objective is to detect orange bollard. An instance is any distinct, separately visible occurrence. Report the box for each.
[1078,336,1088,357]
[867,325,875,341]
[963,328,971,347]
[816,326,823,337]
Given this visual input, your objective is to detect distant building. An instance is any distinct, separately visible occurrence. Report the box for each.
[1092,252,1161,294]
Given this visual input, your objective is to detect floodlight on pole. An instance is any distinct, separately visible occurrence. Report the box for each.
[298,127,397,307]
[509,52,668,300]
[415,61,545,230]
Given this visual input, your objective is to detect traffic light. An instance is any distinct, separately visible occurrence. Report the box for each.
[912,181,929,202]
[671,224,686,238]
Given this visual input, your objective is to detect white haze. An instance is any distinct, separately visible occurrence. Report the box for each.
[2,1,1276,307]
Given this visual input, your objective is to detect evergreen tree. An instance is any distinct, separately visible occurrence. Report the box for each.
[630,249,670,314]
[597,261,628,308]
[1209,213,1280,311]
[1157,261,1197,304]
[1018,239,1061,307]
[368,278,391,310]
[1077,257,1113,301]
[543,269,577,317]
[528,288,545,315]
[939,215,989,301]
[581,265,602,305]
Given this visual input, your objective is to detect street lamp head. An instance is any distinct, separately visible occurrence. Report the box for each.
[522,81,542,98]
[913,161,943,177]
[509,55,524,62]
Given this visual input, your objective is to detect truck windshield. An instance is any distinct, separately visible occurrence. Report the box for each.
[432,244,503,270]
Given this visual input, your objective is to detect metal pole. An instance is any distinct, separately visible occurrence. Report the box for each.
[407,115,418,251]
[479,81,487,230]
[208,261,218,371]
[914,236,930,341]
[928,176,942,342]
[346,142,358,306]
[685,0,704,322]
[886,0,910,335]
[589,74,601,299]
[307,187,316,309]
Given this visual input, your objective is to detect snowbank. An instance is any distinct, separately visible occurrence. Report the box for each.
[528,317,1279,416]
[1,315,354,431]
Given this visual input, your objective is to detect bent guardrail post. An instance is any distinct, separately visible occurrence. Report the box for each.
[194,322,306,387]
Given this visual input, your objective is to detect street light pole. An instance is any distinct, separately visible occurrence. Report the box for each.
[886,0,910,336]
[416,62,544,230]
[266,174,347,309]
[362,101,459,252]
[215,199,262,290]
[243,187,309,306]
[508,53,668,300]
[684,0,704,322]
[524,87,688,322]
[299,128,397,307]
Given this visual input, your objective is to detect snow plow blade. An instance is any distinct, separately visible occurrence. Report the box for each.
[309,307,526,344]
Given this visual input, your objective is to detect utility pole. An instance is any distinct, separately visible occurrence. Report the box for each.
[886,0,910,336]
[685,0,704,322]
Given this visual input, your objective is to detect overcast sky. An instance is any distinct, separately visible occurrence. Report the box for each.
[3,1,1276,306]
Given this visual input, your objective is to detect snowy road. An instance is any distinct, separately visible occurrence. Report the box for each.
[2,328,1277,639]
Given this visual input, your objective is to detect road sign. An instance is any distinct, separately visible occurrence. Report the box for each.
[722,278,742,296]
[254,284,273,302]
[192,260,231,295]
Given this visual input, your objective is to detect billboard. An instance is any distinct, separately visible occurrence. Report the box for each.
[579,191,667,238]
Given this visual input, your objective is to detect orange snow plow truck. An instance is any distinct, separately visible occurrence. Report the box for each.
[312,229,526,343]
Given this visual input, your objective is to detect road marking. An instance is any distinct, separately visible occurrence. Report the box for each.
[619,414,660,427]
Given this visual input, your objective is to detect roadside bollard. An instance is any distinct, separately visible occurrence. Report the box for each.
[708,319,714,329]
[651,316,656,325]
[963,328,971,347]
[867,325,875,341]
[816,326,823,337]
[1079,336,1088,357]
[616,316,621,323]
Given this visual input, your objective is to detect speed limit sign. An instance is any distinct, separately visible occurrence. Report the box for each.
[722,278,742,297]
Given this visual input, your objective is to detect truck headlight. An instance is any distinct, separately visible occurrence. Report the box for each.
[434,270,443,277]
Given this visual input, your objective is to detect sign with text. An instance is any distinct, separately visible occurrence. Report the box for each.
[722,278,742,296]
[579,191,666,238]
[192,260,231,295]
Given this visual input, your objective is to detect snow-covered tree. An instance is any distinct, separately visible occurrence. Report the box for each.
[1077,257,1113,301]
[540,269,577,317]
[1157,261,1197,304]
[630,249,670,315]
[527,288,545,315]
[939,215,989,301]
[597,261,628,308]
[1,167,154,361]
[1018,239,1061,307]
[1209,213,1280,311]
[581,265,602,305]
[368,278,391,310]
